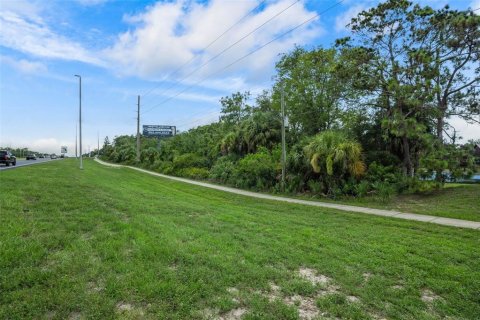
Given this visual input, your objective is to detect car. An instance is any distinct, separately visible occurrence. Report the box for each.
[0,150,17,166]
[38,154,45,158]
[26,154,37,160]
[50,154,57,159]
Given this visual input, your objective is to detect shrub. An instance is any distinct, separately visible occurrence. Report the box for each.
[172,153,208,170]
[372,182,395,203]
[233,149,277,190]
[209,156,236,183]
[355,180,370,197]
[141,147,160,166]
[176,167,210,180]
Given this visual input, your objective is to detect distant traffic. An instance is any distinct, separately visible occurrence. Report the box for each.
[0,150,64,170]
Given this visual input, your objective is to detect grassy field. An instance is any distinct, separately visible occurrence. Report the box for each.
[1,159,479,319]
[290,184,480,222]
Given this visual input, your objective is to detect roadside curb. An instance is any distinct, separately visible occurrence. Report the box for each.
[94,158,480,230]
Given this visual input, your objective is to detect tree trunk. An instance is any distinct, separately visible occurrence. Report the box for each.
[436,115,444,142]
[402,135,413,177]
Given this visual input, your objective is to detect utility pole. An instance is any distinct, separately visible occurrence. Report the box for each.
[74,75,83,169]
[75,124,78,158]
[281,86,286,191]
[97,131,100,157]
[136,95,141,162]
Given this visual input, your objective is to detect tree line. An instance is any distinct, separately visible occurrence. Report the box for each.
[101,0,479,200]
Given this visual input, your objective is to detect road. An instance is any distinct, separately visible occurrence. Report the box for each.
[0,157,60,171]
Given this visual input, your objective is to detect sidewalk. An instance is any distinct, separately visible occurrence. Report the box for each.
[95,158,480,230]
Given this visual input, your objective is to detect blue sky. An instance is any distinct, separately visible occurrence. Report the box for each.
[1,0,479,155]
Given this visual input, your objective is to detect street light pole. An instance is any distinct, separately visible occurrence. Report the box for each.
[74,75,83,170]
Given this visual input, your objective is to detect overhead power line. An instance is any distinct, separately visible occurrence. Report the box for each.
[140,0,300,110]
[141,0,345,115]
[140,0,267,102]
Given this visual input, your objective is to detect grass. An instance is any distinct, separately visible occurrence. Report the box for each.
[1,159,479,319]
[285,184,480,222]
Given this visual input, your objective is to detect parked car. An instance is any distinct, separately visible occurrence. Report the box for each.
[26,154,37,160]
[38,154,45,158]
[0,150,17,166]
[50,154,57,159]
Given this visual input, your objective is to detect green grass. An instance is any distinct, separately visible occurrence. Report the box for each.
[288,183,480,222]
[1,159,479,319]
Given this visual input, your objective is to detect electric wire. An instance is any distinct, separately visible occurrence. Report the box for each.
[141,0,345,115]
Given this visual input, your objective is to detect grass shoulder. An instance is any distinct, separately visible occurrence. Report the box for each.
[1,158,479,319]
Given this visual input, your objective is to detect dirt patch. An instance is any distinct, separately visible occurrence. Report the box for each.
[116,302,145,317]
[347,295,360,303]
[266,283,282,302]
[68,312,83,320]
[219,308,247,320]
[362,272,372,282]
[227,287,241,303]
[227,287,239,295]
[421,289,440,304]
[298,268,330,286]
[392,285,403,290]
[284,295,322,320]
[87,281,104,293]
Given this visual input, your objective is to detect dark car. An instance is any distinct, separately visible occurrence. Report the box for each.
[26,154,37,160]
[38,154,45,158]
[0,150,17,166]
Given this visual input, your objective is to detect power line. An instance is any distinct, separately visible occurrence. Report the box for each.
[140,0,300,110]
[142,0,345,115]
[140,0,267,102]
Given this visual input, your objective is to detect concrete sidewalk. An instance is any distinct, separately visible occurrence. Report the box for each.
[95,158,480,230]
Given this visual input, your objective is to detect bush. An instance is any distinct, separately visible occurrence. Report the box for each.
[141,147,160,166]
[176,167,210,180]
[209,156,236,183]
[355,180,370,197]
[172,153,208,170]
[307,180,323,194]
[233,149,277,190]
[372,182,395,203]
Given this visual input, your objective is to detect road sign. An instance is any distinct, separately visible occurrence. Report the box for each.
[143,125,176,137]
[61,146,67,154]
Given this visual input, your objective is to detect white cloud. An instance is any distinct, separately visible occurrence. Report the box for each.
[335,4,367,32]
[448,117,480,142]
[1,55,47,73]
[104,0,322,83]
[0,137,73,155]
[471,0,480,11]
[0,3,103,65]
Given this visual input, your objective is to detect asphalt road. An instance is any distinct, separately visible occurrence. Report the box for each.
[0,157,61,171]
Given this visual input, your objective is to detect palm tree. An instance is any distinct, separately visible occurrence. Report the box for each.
[304,131,365,178]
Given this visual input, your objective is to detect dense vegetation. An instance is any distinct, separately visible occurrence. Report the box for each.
[101,0,479,199]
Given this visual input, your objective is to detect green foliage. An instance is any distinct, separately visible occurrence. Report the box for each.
[176,167,210,180]
[233,148,277,190]
[99,1,479,200]
[304,131,365,194]
[209,156,236,184]
[172,153,208,170]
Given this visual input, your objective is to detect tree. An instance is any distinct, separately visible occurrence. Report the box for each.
[425,8,480,141]
[304,131,365,194]
[275,47,347,136]
[340,0,443,176]
[219,92,252,127]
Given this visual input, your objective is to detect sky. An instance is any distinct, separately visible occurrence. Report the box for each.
[0,0,479,155]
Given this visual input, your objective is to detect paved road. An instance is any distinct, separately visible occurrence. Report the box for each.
[95,158,480,230]
[0,157,60,171]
